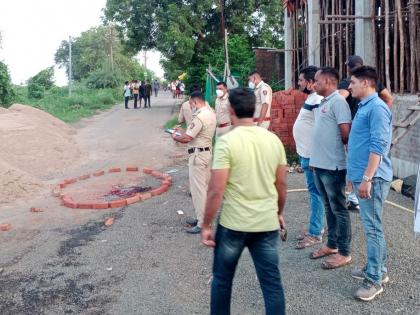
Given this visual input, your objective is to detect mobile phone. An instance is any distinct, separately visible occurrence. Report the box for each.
[165,128,181,136]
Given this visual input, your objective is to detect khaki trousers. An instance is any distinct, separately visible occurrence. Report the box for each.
[188,150,212,227]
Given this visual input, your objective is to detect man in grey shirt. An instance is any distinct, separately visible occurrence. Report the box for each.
[309,67,352,269]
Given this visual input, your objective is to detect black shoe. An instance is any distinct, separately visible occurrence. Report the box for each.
[347,201,360,211]
[186,226,201,234]
[185,218,198,226]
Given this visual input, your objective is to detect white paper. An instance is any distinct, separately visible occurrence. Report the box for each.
[177,210,184,215]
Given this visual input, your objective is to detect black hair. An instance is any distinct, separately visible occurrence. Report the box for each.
[248,71,261,77]
[318,67,340,83]
[216,81,227,88]
[350,66,378,88]
[300,66,318,82]
[190,90,205,101]
[228,88,256,118]
[125,81,129,85]
[189,84,201,94]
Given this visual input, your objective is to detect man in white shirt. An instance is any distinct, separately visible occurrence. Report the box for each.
[248,71,272,129]
[292,66,325,249]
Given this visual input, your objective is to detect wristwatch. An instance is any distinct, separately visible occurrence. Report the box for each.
[362,175,372,182]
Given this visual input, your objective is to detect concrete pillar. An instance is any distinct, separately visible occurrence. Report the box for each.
[307,0,320,66]
[355,1,375,66]
[284,10,293,89]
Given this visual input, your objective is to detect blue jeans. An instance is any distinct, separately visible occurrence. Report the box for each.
[300,156,325,238]
[211,224,285,315]
[313,168,352,256]
[353,178,390,285]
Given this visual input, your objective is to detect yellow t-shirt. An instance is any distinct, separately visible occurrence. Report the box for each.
[212,126,287,232]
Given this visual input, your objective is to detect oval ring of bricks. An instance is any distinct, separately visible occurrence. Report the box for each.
[53,167,172,209]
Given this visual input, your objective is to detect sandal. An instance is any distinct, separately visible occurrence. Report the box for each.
[295,235,322,249]
[309,246,338,259]
[321,254,352,269]
[295,230,308,241]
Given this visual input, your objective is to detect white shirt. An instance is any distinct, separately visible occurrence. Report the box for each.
[292,92,324,158]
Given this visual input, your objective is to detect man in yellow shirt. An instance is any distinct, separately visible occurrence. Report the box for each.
[201,88,288,314]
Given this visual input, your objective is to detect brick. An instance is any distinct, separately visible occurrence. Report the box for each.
[161,179,171,186]
[62,197,77,209]
[143,168,153,174]
[104,217,114,226]
[109,199,127,208]
[78,174,90,180]
[161,185,169,193]
[126,166,139,172]
[150,187,165,196]
[109,167,121,173]
[140,192,152,200]
[77,202,93,209]
[92,203,110,209]
[59,182,67,189]
[0,223,11,231]
[64,178,77,185]
[93,170,105,177]
[126,194,141,205]
[151,171,162,178]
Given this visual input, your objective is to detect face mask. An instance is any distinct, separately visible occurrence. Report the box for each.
[303,87,312,94]
[216,90,224,98]
[248,81,255,89]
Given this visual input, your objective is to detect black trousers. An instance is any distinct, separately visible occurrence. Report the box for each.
[124,96,129,108]
[144,95,151,107]
[133,94,139,108]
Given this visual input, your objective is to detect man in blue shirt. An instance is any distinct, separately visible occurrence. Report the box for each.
[347,66,393,302]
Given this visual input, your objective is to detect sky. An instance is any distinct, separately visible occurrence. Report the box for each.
[0,0,164,86]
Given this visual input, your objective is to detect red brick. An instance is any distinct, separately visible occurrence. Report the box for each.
[161,185,169,193]
[126,194,141,205]
[140,192,152,200]
[161,180,171,187]
[104,217,114,226]
[92,203,110,209]
[59,182,67,189]
[150,187,164,196]
[78,174,90,180]
[64,178,77,185]
[109,199,127,208]
[126,166,139,172]
[77,202,93,209]
[62,197,77,209]
[93,170,105,177]
[0,223,11,231]
[151,171,162,178]
[143,168,153,174]
[109,167,121,173]
[30,207,45,212]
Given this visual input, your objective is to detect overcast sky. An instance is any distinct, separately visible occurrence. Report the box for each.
[0,0,163,86]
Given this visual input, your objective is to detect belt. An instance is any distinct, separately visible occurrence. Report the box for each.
[188,147,210,154]
[218,122,231,128]
[253,117,271,122]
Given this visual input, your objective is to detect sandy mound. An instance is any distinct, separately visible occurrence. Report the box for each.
[0,104,82,204]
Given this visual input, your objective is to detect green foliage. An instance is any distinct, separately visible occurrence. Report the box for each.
[0,61,15,106]
[105,0,283,81]
[13,84,121,122]
[54,26,154,85]
[27,67,55,99]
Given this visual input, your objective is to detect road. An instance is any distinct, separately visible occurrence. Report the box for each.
[0,92,419,315]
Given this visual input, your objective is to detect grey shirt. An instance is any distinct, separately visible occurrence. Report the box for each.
[310,90,351,170]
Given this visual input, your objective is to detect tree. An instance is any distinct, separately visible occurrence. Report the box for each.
[27,67,55,99]
[0,61,14,106]
[104,0,283,82]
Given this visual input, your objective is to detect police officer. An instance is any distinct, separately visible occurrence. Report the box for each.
[248,71,273,129]
[172,91,217,233]
[215,81,232,137]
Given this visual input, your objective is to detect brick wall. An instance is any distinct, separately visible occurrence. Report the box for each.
[269,89,307,150]
[254,49,284,83]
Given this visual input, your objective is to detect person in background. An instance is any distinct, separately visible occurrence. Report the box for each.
[124,81,131,109]
[172,91,217,234]
[292,66,325,249]
[171,81,177,98]
[201,87,288,315]
[309,67,352,269]
[248,71,273,129]
[347,66,393,301]
[214,82,232,137]
[338,55,394,212]
[132,80,140,109]
[139,81,146,108]
[153,79,160,97]
[144,80,152,108]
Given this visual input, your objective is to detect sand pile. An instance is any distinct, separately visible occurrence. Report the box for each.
[0,104,82,204]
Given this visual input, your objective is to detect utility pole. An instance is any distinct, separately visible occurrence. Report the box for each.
[144,50,147,80]
[68,36,72,97]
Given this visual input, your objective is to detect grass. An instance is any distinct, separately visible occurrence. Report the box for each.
[11,85,122,123]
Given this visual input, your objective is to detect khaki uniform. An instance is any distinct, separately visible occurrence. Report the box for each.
[185,106,217,227]
[178,101,193,126]
[215,94,232,137]
[253,81,273,129]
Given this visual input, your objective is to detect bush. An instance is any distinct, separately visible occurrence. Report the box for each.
[27,67,55,99]
[0,61,15,106]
